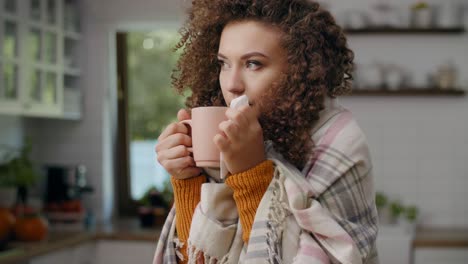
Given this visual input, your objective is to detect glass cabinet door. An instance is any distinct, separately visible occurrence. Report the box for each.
[30,0,41,21]
[26,68,60,112]
[44,31,57,64]
[46,0,58,26]
[44,71,57,105]
[4,0,17,14]
[0,19,20,107]
[27,28,42,62]
[3,21,18,58]
[1,63,18,99]
[64,0,80,33]
[29,68,42,103]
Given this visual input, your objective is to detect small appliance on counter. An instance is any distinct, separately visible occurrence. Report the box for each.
[43,164,93,231]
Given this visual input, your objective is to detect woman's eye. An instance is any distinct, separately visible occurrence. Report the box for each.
[246,60,262,70]
[218,60,229,70]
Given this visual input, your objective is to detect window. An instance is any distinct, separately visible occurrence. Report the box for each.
[116,31,184,215]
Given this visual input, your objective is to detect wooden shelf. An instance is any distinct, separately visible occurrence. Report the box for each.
[349,88,466,96]
[345,27,466,35]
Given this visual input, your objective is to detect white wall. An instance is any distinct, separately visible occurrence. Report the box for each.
[0,116,23,153]
[6,0,468,228]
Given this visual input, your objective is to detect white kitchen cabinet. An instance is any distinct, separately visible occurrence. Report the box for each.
[414,248,468,264]
[377,225,414,264]
[28,240,155,264]
[30,242,96,264]
[0,0,82,119]
[29,248,71,264]
[95,240,156,264]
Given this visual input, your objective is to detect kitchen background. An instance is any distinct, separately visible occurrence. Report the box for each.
[0,0,467,263]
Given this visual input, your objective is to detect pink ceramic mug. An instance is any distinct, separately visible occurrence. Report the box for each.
[181,106,228,168]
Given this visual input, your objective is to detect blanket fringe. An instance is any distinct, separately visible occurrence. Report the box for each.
[265,167,290,264]
[186,241,229,264]
[174,237,185,261]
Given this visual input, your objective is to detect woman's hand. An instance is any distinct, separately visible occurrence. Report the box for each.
[156,109,202,180]
[214,105,266,174]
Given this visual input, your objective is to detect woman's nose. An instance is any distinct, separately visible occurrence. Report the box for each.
[225,68,245,95]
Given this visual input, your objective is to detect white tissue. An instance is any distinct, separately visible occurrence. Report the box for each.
[230,94,250,109]
[220,95,250,179]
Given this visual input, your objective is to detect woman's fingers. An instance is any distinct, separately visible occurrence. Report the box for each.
[177,109,191,121]
[176,167,203,180]
[160,156,195,170]
[213,133,230,153]
[158,122,189,142]
[156,132,192,153]
[218,119,240,141]
[160,156,201,179]
[157,145,191,163]
[225,107,248,128]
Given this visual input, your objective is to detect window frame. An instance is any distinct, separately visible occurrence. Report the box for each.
[115,32,139,216]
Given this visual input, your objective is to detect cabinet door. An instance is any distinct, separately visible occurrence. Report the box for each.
[29,242,96,264]
[95,241,156,264]
[414,248,468,264]
[30,248,71,264]
[70,242,96,264]
[22,0,62,117]
[0,11,22,114]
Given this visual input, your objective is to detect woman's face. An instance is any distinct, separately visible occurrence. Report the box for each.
[218,20,287,109]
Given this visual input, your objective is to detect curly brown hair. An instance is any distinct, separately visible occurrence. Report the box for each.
[172,0,354,170]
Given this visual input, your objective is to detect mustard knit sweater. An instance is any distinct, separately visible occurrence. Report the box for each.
[171,160,274,263]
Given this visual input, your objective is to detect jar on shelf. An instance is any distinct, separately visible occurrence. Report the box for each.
[410,2,433,28]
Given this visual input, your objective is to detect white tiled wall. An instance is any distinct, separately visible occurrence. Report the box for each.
[0,116,23,154]
[342,97,468,228]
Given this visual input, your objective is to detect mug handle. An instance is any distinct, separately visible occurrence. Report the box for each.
[180,119,193,153]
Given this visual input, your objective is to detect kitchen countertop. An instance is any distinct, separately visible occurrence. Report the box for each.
[1,221,467,263]
[0,218,161,264]
[413,228,468,248]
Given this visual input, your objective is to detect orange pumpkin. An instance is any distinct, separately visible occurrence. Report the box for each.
[14,215,48,242]
[0,208,16,241]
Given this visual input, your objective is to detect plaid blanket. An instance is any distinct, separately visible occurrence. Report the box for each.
[153,99,379,263]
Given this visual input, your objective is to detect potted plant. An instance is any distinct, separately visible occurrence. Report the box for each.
[137,185,171,228]
[402,205,419,234]
[375,192,390,224]
[0,149,18,208]
[0,140,40,210]
[389,200,404,224]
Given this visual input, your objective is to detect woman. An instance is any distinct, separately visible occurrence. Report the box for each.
[154,0,378,263]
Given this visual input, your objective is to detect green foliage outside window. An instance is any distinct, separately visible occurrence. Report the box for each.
[127,31,186,140]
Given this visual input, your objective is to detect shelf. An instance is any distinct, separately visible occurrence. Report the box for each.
[1,13,19,21]
[64,68,81,76]
[349,88,466,96]
[344,27,466,35]
[61,111,82,120]
[27,21,60,32]
[0,57,21,64]
[64,31,82,40]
